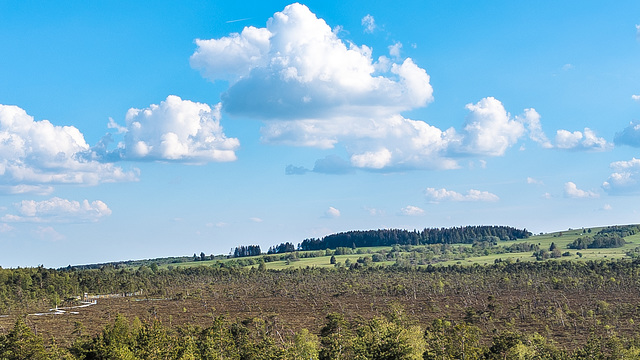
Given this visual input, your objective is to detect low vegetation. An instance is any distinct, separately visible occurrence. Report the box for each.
[0,224,639,359]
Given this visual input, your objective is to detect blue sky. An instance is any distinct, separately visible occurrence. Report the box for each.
[1,1,640,267]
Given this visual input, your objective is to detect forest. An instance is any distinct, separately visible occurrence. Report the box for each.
[297,225,532,251]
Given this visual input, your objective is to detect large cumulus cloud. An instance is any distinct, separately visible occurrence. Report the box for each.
[0,104,137,194]
[192,3,603,172]
[106,95,239,163]
[192,3,433,121]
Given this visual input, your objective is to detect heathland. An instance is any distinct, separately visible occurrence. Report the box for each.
[2,225,640,358]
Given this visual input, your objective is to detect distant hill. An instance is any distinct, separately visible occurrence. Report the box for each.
[297,225,531,252]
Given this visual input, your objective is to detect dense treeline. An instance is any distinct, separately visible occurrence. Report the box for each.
[3,310,640,359]
[299,226,531,251]
[567,225,638,250]
[233,245,262,258]
[568,234,626,250]
[267,242,296,254]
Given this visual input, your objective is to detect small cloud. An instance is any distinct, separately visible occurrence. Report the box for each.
[632,95,640,102]
[527,177,544,185]
[0,223,14,233]
[602,157,640,194]
[364,206,385,216]
[0,185,54,196]
[564,182,599,198]
[519,108,552,149]
[285,165,309,175]
[425,187,499,202]
[562,63,574,71]
[614,121,640,147]
[542,192,553,199]
[313,155,353,174]
[34,226,65,242]
[215,222,228,228]
[636,24,640,41]
[351,148,392,169]
[389,42,402,59]
[603,204,612,211]
[324,206,341,218]
[399,205,425,216]
[3,197,112,223]
[361,14,376,33]
[250,217,263,223]
[107,117,127,134]
[555,128,610,151]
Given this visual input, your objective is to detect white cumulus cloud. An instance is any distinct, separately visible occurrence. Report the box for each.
[190,26,271,81]
[204,4,434,121]
[3,197,112,223]
[399,205,425,216]
[564,182,599,198]
[425,187,499,202]
[555,128,610,151]
[108,95,239,163]
[602,157,640,194]
[350,148,392,169]
[190,4,574,172]
[0,104,137,194]
[459,97,525,156]
[518,108,552,148]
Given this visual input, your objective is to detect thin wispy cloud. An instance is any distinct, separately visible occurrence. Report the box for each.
[527,177,544,185]
[425,187,499,203]
[226,17,251,23]
[324,206,341,218]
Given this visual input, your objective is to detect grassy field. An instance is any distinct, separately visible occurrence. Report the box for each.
[162,225,640,271]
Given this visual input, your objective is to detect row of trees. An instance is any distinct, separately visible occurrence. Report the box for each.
[266,242,295,254]
[3,312,640,359]
[233,245,262,258]
[299,226,531,251]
